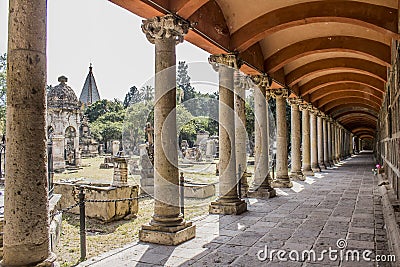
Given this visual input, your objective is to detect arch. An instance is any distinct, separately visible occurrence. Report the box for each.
[338,113,378,124]
[285,58,387,86]
[309,83,383,102]
[331,107,379,120]
[300,73,385,96]
[322,99,380,113]
[315,90,382,107]
[264,36,390,73]
[171,0,210,18]
[230,1,397,51]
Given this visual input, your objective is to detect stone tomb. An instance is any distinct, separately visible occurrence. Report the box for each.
[54,180,138,222]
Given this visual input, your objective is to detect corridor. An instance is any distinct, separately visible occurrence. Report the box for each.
[80,152,392,267]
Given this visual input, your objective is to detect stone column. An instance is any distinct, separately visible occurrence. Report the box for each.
[335,124,340,162]
[322,116,330,167]
[139,15,195,245]
[310,109,321,172]
[271,89,292,188]
[300,104,314,176]
[4,0,57,265]
[234,72,249,196]
[247,75,276,198]
[289,98,305,180]
[327,119,333,166]
[349,133,354,155]
[317,113,326,169]
[208,53,247,214]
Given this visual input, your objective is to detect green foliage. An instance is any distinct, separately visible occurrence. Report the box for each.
[84,99,124,123]
[122,102,153,149]
[0,54,7,133]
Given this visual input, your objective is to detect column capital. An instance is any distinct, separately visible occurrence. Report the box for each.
[234,72,251,89]
[209,53,243,71]
[142,14,190,44]
[299,102,313,111]
[270,88,289,99]
[288,97,302,106]
[249,74,272,89]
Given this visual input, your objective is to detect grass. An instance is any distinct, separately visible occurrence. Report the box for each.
[54,157,218,266]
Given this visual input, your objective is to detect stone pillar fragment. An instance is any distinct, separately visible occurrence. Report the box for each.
[139,14,195,245]
[234,72,249,196]
[247,75,276,198]
[317,114,326,169]
[289,98,305,180]
[310,109,321,172]
[271,89,292,188]
[300,104,314,176]
[4,0,57,265]
[208,53,247,214]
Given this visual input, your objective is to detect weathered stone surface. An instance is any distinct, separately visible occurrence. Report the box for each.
[139,223,195,246]
[54,182,138,222]
[209,200,247,215]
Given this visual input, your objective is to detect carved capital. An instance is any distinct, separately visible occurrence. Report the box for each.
[288,97,302,106]
[249,74,272,89]
[270,88,289,99]
[208,53,243,71]
[234,72,251,89]
[142,14,189,44]
[299,102,313,112]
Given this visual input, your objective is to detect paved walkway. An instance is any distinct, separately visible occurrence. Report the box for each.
[79,152,393,267]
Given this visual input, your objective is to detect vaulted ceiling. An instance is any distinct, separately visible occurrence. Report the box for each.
[110,0,399,139]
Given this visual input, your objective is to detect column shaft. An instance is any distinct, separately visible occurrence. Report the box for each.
[310,111,320,172]
[248,75,276,198]
[273,91,292,187]
[301,107,314,176]
[234,74,249,196]
[317,115,326,169]
[323,118,330,167]
[289,100,305,180]
[327,120,333,165]
[4,0,56,265]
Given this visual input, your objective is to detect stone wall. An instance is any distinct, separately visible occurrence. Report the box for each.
[376,42,400,200]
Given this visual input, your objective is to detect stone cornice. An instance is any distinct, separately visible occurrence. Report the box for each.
[142,14,189,44]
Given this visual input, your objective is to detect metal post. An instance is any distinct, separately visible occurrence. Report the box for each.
[238,164,242,199]
[79,186,86,261]
[179,172,184,217]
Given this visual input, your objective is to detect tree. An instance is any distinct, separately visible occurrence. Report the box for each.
[123,86,142,108]
[0,54,7,133]
[84,99,124,123]
[122,102,153,152]
[177,61,196,102]
[141,85,154,102]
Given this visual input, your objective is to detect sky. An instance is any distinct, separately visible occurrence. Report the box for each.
[0,0,218,100]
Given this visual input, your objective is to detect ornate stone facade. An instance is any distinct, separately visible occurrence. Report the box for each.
[47,76,81,172]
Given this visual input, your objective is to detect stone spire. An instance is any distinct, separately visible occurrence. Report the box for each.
[79,64,101,106]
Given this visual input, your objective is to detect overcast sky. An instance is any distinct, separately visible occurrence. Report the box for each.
[0,0,218,100]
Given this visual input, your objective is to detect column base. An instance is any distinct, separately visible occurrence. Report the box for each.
[139,222,196,246]
[319,162,327,169]
[289,171,306,181]
[1,252,59,267]
[209,200,247,215]
[302,169,314,176]
[272,177,293,188]
[311,166,321,173]
[247,187,276,199]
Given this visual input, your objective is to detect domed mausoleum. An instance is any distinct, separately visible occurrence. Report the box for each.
[47,76,81,172]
